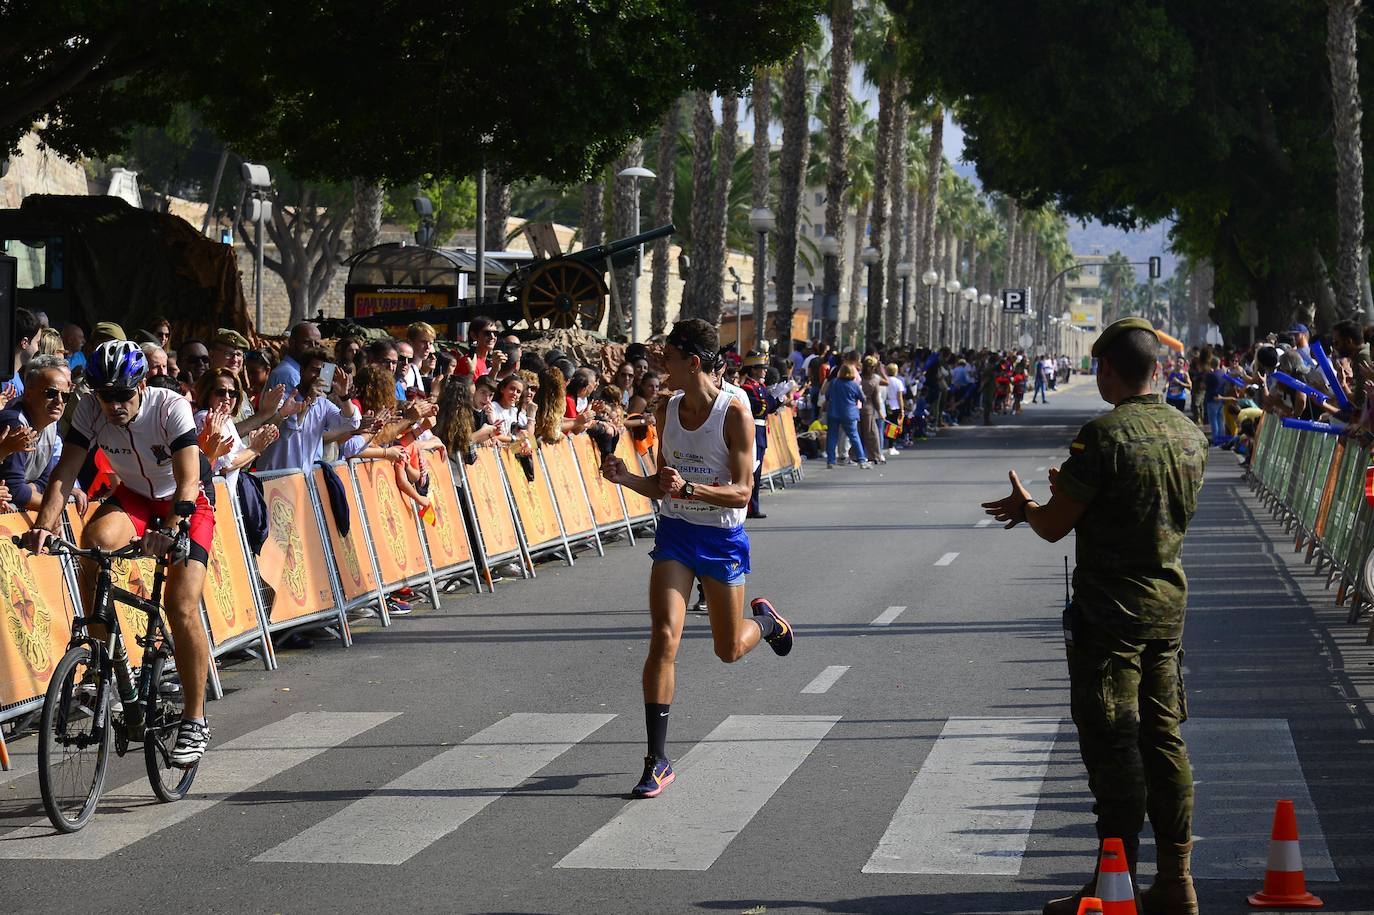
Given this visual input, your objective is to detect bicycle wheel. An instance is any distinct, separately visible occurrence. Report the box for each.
[38,645,112,832]
[144,652,196,801]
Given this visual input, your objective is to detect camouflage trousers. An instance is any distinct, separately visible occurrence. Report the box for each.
[1066,617,1193,847]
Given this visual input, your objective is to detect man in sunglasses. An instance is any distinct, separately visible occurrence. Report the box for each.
[0,355,86,512]
[456,315,498,379]
[23,340,216,768]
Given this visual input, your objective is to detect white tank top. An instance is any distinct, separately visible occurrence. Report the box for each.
[659,389,746,530]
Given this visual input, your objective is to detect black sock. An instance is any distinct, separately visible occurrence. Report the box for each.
[754,613,778,640]
[645,704,670,761]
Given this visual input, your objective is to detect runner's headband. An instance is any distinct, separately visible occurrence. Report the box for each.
[665,329,722,372]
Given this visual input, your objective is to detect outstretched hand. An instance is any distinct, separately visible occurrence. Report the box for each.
[980,470,1032,529]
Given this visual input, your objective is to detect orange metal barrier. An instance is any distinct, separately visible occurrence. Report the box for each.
[419,450,479,577]
[500,444,570,564]
[312,464,381,610]
[572,433,632,540]
[200,478,272,660]
[614,434,656,525]
[352,458,429,590]
[542,437,600,548]
[256,473,337,628]
[65,503,160,668]
[0,512,79,711]
[461,447,525,572]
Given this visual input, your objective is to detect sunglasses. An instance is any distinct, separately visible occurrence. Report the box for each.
[479,329,498,338]
[397,355,412,363]
[41,387,71,403]
[211,387,237,397]
[186,355,210,364]
[96,388,137,403]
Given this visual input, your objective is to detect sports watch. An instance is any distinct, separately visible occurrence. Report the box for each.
[681,482,696,499]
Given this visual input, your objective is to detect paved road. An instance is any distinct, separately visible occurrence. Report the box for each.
[3,381,1373,914]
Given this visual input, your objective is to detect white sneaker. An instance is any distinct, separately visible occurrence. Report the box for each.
[170,720,211,768]
[857,461,873,470]
[887,447,900,456]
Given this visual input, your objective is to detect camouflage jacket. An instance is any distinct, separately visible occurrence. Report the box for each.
[1055,393,1208,638]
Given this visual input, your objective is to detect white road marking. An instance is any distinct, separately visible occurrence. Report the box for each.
[864,717,1061,875]
[800,666,850,694]
[557,714,839,870]
[1036,466,1048,472]
[257,712,615,865]
[934,552,960,566]
[1186,718,1337,882]
[976,519,994,528]
[871,606,907,626]
[0,712,398,859]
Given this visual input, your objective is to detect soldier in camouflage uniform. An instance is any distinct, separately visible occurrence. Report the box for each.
[982,317,1207,915]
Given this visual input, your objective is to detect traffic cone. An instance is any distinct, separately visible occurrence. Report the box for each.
[1248,799,1323,908]
[1076,898,1104,915]
[1096,838,1138,914]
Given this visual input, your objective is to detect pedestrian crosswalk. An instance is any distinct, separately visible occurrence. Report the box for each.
[0,711,1340,883]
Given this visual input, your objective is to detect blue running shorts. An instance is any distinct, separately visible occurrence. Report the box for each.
[649,515,751,586]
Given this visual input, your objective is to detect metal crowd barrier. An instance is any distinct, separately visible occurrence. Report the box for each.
[1247,416,1374,643]
[0,414,807,731]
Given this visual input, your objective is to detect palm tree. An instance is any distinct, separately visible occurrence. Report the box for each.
[580,175,605,249]
[1328,0,1365,320]
[649,98,680,334]
[608,139,643,338]
[702,94,739,325]
[483,175,512,250]
[773,48,810,347]
[842,101,877,346]
[686,91,716,318]
[861,39,899,348]
[821,0,854,345]
[916,106,943,344]
[883,82,909,341]
[750,69,771,345]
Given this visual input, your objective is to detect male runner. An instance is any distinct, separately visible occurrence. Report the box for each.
[23,340,215,767]
[601,319,794,798]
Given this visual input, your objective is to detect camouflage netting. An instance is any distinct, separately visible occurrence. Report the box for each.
[1,195,250,343]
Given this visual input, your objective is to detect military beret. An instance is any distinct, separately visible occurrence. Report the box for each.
[1092,316,1158,358]
[215,328,251,350]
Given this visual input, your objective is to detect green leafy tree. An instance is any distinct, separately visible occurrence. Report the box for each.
[887,0,1369,336]
[3,2,823,186]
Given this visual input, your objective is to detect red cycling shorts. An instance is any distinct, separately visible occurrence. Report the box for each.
[109,485,215,565]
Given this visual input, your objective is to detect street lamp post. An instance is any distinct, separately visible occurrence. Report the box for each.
[818,233,840,345]
[895,261,914,345]
[240,162,272,331]
[943,279,961,349]
[617,165,656,342]
[961,286,977,350]
[978,293,993,350]
[860,245,880,349]
[748,207,776,350]
[921,270,940,347]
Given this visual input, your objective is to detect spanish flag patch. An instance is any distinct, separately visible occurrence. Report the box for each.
[1069,441,1086,453]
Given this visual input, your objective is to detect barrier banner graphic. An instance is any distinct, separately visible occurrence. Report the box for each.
[420,452,473,570]
[355,459,425,587]
[500,446,561,550]
[543,439,596,537]
[0,512,77,708]
[201,478,262,646]
[257,474,334,623]
[573,434,627,526]
[313,465,377,601]
[65,504,157,667]
[467,448,522,557]
[614,435,655,519]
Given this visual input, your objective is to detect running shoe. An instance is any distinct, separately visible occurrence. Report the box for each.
[751,597,794,656]
[170,719,211,768]
[632,755,675,798]
[388,598,413,616]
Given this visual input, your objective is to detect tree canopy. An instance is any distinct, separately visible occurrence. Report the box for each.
[2,1,823,184]
[887,0,1370,332]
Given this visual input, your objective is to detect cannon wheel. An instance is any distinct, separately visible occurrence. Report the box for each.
[517,259,607,331]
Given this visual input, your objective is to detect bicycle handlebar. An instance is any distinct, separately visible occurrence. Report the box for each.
[11,519,190,562]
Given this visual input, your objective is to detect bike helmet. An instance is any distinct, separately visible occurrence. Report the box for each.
[87,340,149,389]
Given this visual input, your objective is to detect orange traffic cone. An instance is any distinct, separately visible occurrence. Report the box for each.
[1096,837,1138,914]
[1248,799,1323,908]
[1076,898,1104,915]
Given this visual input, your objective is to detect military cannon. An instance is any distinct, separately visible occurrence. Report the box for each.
[344,223,675,336]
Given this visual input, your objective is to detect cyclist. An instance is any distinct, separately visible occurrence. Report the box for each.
[22,340,215,767]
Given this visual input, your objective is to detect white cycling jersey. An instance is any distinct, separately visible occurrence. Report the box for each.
[68,387,198,499]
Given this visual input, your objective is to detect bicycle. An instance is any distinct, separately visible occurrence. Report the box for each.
[15,525,197,833]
